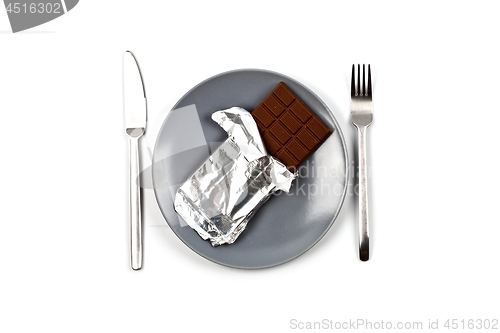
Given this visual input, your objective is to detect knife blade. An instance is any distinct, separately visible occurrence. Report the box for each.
[123,51,147,270]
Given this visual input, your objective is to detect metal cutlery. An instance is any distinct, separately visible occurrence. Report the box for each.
[123,51,147,270]
[351,64,373,261]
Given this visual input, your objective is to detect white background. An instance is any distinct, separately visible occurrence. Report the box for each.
[1,1,499,332]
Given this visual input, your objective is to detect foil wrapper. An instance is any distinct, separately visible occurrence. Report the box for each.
[174,107,297,246]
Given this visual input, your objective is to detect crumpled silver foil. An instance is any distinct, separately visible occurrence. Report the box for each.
[174,107,297,246]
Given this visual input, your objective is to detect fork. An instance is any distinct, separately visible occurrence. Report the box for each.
[351,64,373,261]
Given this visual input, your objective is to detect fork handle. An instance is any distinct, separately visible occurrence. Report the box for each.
[129,135,142,270]
[357,126,370,261]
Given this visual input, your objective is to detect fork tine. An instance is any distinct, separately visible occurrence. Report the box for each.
[357,64,360,96]
[351,64,355,96]
[362,64,365,96]
[367,64,372,97]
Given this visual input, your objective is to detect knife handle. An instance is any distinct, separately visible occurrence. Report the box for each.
[128,133,143,270]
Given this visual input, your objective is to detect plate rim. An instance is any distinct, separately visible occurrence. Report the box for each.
[152,68,349,269]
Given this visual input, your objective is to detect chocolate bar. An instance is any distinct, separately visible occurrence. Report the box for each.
[251,82,332,170]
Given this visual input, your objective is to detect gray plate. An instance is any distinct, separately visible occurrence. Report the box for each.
[152,69,348,269]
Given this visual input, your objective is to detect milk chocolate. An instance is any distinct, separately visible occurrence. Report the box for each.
[252,82,332,170]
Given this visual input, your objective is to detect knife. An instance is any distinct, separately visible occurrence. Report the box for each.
[123,51,147,270]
